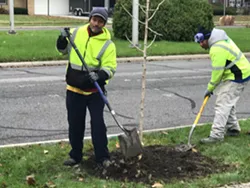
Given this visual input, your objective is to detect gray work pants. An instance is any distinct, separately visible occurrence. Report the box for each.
[210,80,248,139]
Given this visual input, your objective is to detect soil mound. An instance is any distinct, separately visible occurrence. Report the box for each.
[83,145,229,184]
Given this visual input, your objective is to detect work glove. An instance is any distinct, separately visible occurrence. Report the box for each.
[204,90,213,98]
[89,72,99,82]
[56,35,68,51]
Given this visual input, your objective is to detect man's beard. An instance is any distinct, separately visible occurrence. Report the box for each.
[90,26,101,33]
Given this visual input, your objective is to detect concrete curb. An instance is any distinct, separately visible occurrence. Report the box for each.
[0,122,201,148]
[1,53,250,68]
[1,118,249,148]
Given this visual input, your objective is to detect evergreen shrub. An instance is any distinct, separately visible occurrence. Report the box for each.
[14,8,28,15]
[113,0,214,41]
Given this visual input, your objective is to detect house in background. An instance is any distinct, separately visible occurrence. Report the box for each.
[208,0,250,7]
[0,0,27,10]
[0,0,116,16]
[27,0,69,15]
[70,0,116,16]
[0,0,71,15]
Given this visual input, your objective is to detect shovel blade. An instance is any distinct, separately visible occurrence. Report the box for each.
[118,128,143,158]
[175,144,195,152]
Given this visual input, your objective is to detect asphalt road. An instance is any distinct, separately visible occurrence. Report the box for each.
[0,59,250,146]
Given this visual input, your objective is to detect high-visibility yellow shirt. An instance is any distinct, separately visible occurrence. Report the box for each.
[59,24,117,95]
[207,38,250,91]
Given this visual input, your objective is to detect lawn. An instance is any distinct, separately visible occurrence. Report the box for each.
[0,28,250,62]
[1,119,250,187]
[0,15,86,26]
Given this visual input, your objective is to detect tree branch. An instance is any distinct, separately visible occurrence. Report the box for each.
[139,4,146,14]
[148,0,165,21]
[121,4,145,25]
[147,34,157,49]
[148,27,163,36]
[125,33,144,53]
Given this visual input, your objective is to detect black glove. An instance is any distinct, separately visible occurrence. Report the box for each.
[56,35,68,50]
[89,70,109,84]
[204,90,213,98]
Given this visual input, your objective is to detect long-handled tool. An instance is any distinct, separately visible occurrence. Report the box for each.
[176,96,209,152]
[64,28,143,158]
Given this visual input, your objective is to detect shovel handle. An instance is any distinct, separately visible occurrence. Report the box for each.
[64,28,90,73]
[193,96,209,125]
[188,96,209,145]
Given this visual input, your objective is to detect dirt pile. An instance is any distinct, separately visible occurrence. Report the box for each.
[83,145,230,184]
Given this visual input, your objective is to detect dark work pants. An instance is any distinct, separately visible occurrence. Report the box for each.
[66,90,109,163]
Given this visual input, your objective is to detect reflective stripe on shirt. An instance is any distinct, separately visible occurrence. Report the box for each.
[211,44,242,71]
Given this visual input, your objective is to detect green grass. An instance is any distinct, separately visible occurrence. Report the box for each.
[1,119,250,187]
[0,15,86,26]
[0,28,250,62]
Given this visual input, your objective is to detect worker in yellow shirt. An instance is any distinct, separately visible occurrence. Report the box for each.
[194,27,250,144]
[56,7,117,166]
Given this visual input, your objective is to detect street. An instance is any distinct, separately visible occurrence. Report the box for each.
[0,59,250,146]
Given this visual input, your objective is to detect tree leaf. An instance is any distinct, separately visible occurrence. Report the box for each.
[26,175,36,185]
[45,181,56,188]
[152,182,163,188]
[116,142,120,148]
[192,148,198,153]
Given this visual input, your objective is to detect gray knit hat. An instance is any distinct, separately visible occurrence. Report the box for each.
[89,7,108,24]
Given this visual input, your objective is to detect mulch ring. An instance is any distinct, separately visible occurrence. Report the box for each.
[82,145,230,185]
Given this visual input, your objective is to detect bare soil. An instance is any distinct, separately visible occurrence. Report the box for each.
[83,145,230,185]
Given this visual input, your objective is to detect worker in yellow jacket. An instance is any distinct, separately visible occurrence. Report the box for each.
[56,7,117,166]
[194,27,250,144]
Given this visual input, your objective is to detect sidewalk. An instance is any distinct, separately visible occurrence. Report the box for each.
[1,53,250,68]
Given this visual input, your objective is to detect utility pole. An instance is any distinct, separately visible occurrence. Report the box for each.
[104,0,109,11]
[8,0,16,34]
[47,0,50,16]
[132,0,139,47]
[223,0,226,16]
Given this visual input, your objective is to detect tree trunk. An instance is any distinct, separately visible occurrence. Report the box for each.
[139,0,150,142]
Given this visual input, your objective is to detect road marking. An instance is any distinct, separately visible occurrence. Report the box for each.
[162,93,175,97]
[0,71,210,84]
[0,76,64,83]
[116,69,210,77]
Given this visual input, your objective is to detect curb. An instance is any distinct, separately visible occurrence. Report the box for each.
[0,54,211,68]
[1,53,250,68]
[1,118,249,148]
[0,122,200,148]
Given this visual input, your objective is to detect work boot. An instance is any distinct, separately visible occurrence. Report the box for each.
[200,136,223,144]
[102,159,112,168]
[96,159,111,169]
[226,129,240,136]
[63,158,80,166]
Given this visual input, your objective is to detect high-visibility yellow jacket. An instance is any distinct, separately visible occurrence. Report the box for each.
[58,24,117,95]
[207,28,250,92]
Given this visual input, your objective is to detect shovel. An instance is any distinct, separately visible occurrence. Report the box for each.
[64,28,143,158]
[176,96,209,152]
